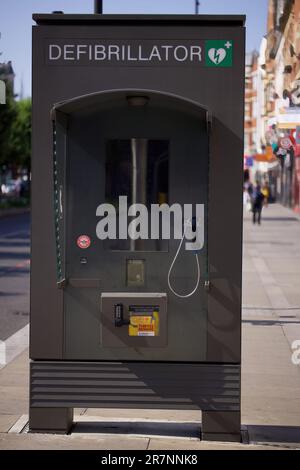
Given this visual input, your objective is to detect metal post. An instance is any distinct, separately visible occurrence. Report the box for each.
[94,0,103,14]
[195,1,200,15]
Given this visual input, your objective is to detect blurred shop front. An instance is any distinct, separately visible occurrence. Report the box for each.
[244,147,277,203]
[259,0,300,212]
[267,115,300,212]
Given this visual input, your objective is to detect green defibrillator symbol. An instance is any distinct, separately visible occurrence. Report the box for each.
[205,40,233,67]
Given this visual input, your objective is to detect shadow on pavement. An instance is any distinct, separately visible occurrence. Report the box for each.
[260,217,299,222]
[2,233,30,240]
[0,267,30,277]
[242,319,300,326]
[72,421,200,438]
[0,241,30,248]
[0,252,30,260]
[244,240,293,246]
[0,291,23,297]
[72,421,300,446]
[247,425,300,444]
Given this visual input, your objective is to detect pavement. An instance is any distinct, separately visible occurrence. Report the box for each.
[0,204,300,450]
[0,212,30,367]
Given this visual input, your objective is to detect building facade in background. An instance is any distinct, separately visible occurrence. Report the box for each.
[245,0,300,211]
[0,61,15,94]
[244,51,259,157]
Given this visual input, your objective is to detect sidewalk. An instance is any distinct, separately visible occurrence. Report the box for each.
[0,204,300,450]
[241,203,300,446]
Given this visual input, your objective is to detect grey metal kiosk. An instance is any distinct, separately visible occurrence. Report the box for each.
[30,13,245,442]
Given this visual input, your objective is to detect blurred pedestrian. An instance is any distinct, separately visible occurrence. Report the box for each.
[243,186,252,212]
[261,182,270,208]
[245,181,254,197]
[252,184,265,225]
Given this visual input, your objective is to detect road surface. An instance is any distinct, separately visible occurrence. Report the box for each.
[0,212,30,341]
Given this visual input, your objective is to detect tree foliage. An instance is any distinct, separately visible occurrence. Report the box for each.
[9,98,31,171]
[0,82,31,172]
[0,82,17,166]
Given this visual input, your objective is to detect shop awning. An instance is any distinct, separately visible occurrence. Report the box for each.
[255,146,277,162]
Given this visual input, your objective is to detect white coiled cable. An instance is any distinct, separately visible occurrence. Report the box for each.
[167,223,201,299]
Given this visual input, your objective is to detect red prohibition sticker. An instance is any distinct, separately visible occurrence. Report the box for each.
[77,235,91,249]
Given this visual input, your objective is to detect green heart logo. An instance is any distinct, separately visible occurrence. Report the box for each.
[205,40,233,67]
[208,48,226,65]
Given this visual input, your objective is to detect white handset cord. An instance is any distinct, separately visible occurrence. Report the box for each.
[167,225,201,298]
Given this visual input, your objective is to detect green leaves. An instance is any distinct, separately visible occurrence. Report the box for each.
[0,81,17,166]
[0,84,31,172]
[9,98,32,171]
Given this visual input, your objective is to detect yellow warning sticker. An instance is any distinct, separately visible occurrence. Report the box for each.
[128,307,159,337]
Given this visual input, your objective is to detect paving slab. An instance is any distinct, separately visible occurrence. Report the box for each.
[81,408,201,422]
[0,433,149,450]
[147,438,288,451]
[0,350,29,415]
[0,415,20,433]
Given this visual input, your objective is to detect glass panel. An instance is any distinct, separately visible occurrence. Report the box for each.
[104,139,169,251]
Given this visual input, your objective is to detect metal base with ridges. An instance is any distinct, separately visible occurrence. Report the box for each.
[30,361,240,411]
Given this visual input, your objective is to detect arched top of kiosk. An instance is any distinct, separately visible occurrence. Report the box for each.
[52,89,210,121]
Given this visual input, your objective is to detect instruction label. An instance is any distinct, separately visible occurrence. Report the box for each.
[128,306,159,337]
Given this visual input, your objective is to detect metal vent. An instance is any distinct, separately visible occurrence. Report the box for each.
[31,361,240,412]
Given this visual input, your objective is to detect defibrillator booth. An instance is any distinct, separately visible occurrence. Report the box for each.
[30,14,245,442]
